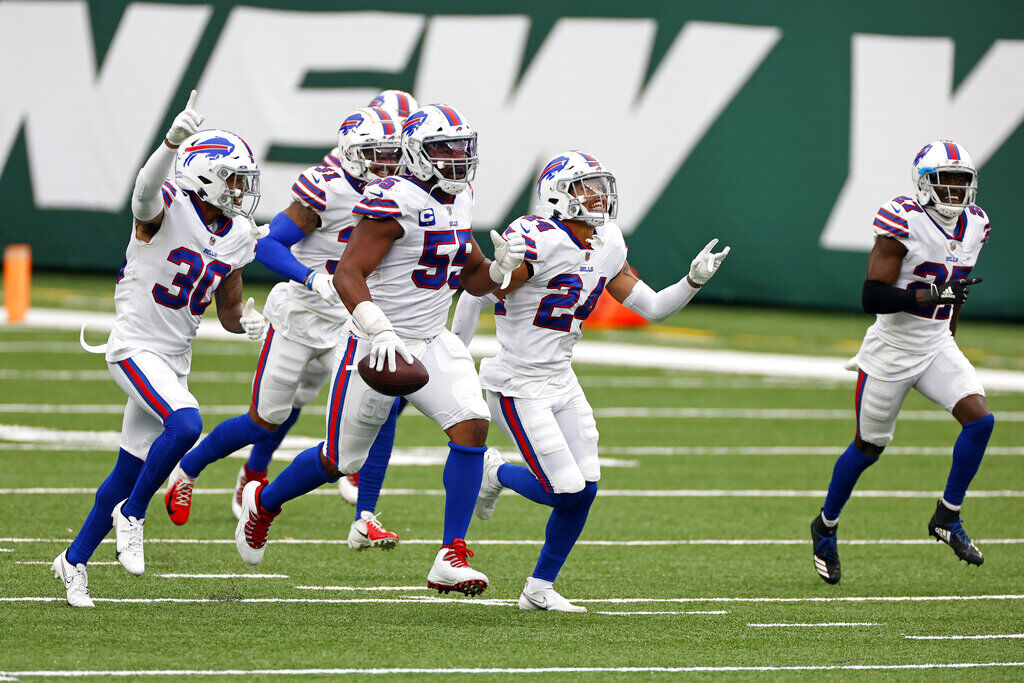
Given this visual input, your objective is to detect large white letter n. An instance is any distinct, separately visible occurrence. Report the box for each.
[821,33,1024,251]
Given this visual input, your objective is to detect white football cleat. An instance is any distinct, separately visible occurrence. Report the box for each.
[112,500,145,576]
[337,471,359,506]
[426,538,488,596]
[235,480,279,565]
[233,466,266,520]
[518,579,586,613]
[164,463,196,526]
[348,510,399,551]
[475,448,507,520]
[51,551,94,607]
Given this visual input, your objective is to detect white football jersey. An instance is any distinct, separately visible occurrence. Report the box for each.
[857,195,990,380]
[108,180,257,360]
[351,175,475,340]
[482,215,627,386]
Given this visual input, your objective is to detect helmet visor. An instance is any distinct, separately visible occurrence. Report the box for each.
[221,167,260,219]
[423,135,478,182]
[356,142,403,178]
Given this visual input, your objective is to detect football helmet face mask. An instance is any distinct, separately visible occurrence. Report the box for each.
[401,104,478,195]
[338,107,403,182]
[175,129,260,220]
[537,151,618,226]
[368,89,419,124]
[911,140,977,219]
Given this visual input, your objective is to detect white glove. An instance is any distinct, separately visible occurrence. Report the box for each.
[488,229,527,288]
[239,297,266,340]
[688,238,731,285]
[166,90,205,147]
[304,272,341,306]
[248,219,270,239]
[352,301,413,373]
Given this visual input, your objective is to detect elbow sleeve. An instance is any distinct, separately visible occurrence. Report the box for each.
[131,144,177,222]
[862,279,918,314]
[621,278,700,322]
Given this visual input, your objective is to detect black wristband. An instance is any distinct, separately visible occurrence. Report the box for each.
[862,279,918,314]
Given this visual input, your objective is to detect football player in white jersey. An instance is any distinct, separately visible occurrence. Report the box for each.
[234,104,527,596]
[163,106,405,549]
[52,91,267,606]
[328,90,419,508]
[451,151,730,611]
[811,140,992,584]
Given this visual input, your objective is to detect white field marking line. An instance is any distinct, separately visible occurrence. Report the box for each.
[3,663,1024,676]
[4,487,1024,499]
[7,403,1024,422]
[593,407,1024,421]
[579,376,852,389]
[904,633,1024,640]
[593,614,729,618]
[15,561,119,565]
[603,446,1024,456]
[4,595,1024,607]
[748,622,883,628]
[294,585,430,591]
[6,537,1024,548]
[0,548,11,552]
[155,573,289,579]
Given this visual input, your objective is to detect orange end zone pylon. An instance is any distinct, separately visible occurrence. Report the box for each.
[3,244,32,323]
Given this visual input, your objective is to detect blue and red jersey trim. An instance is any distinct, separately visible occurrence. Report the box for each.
[551,217,591,250]
[118,359,172,420]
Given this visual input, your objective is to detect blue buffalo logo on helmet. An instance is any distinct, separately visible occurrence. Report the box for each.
[913,143,933,167]
[339,113,365,136]
[183,137,235,166]
[537,155,569,192]
[402,110,429,136]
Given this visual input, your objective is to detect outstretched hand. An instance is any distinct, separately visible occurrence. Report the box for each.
[166,89,205,147]
[688,238,730,285]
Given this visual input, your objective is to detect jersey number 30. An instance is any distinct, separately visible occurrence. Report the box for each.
[153,247,231,315]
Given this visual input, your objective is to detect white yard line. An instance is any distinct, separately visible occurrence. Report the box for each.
[1,663,1024,676]
[748,622,883,628]
[155,573,289,579]
[3,595,1024,606]
[7,308,1024,390]
[603,446,1024,456]
[903,633,1024,640]
[0,369,254,382]
[15,561,119,565]
[294,585,430,591]
[5,537,1024,547]
[593,614,729,618]
[4,487,1024,498]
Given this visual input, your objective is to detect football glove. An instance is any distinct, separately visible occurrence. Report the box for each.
[303,271,341,305]
[688,238,730,285]
[352,301,413,373]
[927,277,982,305]
[488,229,527,288]
[166,90,205,147]
[239,297,266,340]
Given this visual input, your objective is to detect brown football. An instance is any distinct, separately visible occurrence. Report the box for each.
[357,354,429,397]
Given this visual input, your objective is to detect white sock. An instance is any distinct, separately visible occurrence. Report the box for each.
[941,497,961,512]
[821,512,838,528]
[526,577,553,593]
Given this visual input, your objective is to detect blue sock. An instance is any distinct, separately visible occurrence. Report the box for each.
[442,442,486,544]
[944,414,994,506]
[533,481,598,582]
[247,407,301,473]
[498,463,561,506]
[356,398,403,519]
[67,449,143,566]
[180,412,274,479]
[122,408,202,520]
[260,444,334,513]
[822,442,878,520]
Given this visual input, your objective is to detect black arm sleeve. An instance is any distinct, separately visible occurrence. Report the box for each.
[862,279,919,314]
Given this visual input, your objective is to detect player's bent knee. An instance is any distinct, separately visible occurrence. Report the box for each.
[318,451,342,482]
[854,436,885,458]
[581,480,598,503]
[165,407,203,446]
[446,418,489,448]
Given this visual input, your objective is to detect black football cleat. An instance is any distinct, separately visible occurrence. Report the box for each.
[811,512,841,584]
[928,500,984,566]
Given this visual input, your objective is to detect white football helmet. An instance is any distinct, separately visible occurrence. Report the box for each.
[401,104,478,195]
[368,89,419,124]
[337,107,403,182]
[174,129,260,220]
[536,151,618,226]
[911,140,977,218]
